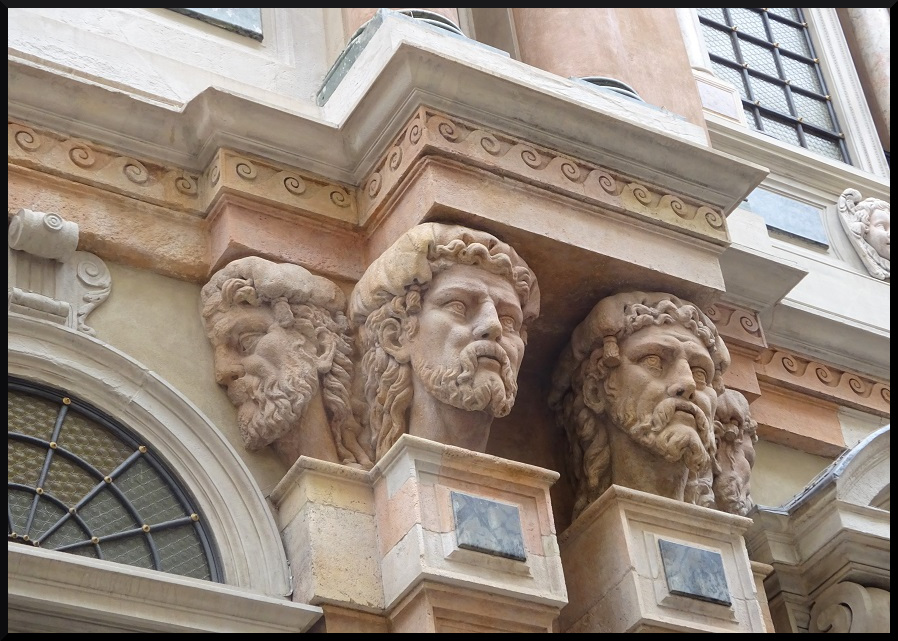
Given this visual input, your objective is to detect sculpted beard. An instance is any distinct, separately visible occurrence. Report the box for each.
[609,393,713,473]
[414,341,518,417]
[229,352,318,450]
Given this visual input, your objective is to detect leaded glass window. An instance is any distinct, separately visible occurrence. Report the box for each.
[696,8,850,163]
[8,377,222,581]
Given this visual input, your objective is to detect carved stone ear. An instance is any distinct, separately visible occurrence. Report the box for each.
[583,371,605,413]
[379,317,410,363]
[314,326,338,374]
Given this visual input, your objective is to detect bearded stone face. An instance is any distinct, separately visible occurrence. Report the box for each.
[603,324,718,474]
[404,263,525,419]
[209,306,322,450]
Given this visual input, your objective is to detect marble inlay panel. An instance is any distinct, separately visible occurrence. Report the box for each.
[659,538,731,606]
[450,491,526,562]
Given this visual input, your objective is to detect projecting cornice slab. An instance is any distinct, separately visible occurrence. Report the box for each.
[8,9,767,219]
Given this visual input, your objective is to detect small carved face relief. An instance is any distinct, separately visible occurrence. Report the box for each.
[405,263,525,417]
[714,419,756,515]
[606,324,718,470]
[865,207,890,261]
[210,305,320,449]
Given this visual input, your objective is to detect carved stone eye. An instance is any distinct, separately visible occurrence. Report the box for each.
[692,367,709,386]
[639,354,662,372]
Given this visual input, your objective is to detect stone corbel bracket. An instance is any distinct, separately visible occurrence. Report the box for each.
[8,208,111,335]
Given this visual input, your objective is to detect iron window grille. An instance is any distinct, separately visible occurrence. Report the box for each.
[8,376,222,582]
[697,8,850,164]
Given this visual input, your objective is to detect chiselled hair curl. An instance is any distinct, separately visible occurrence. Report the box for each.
[201,256,373,467]
[355,233,538,461]
[549,292,730,520]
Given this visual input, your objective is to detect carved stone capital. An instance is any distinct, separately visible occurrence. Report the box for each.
[8,208,111,335]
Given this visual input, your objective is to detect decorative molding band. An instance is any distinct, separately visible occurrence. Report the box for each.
[9,120,203,216]
[755,348,889,417]
[707,301,767,349]
[204,149,357,227]
[9,120,359,227]
[359,107,730,244]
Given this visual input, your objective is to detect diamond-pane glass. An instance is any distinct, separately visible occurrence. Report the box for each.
[9,440,46,487]
[9,382,219,582]
[155,525,212,580]
[42,516,91,549]
[43,452,100,508]
[740,39,778,75]
[78,487,139,537]
[102,535,155,569]
[751,75,790,114]
[29,497,69,541]
[792,93,833,130]
[696,8,727,22]
[780,55,821,92]
[68,544,100,559]
[760,115,802,145]
[57,411,133,474]
[767,8,800,21]
[711,61,748,99]
[729,9,767,40]
[805,132,843,160]
[769,19,810,56]
[116,458,187,523]
[9,488,34,534]
[702,24,737,59]
[744,108,760,130]
[8,390,59,441]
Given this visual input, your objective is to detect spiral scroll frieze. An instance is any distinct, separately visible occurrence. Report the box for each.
[283,174,307,196]
[12,124,42,152]
[366,174,383,199]
[757,348,890,416]
[174,174,199,197]
[701,206,726,230]
[235,160,258,181]
[122,159,150,185]
[330,188,352,208]
[68,143,97,169]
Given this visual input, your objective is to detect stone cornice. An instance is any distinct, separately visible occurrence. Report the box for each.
[707,300,768,349]
[362,107,730,245]
[8,9,767,215]
[755,348,889,418]
[11,112,735,249]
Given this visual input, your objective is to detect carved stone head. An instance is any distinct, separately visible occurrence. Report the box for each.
[549,291,730,520]
[838,188,890,280]
[201,256,372,467]
[712,388,758,516]
[349,223,540,461]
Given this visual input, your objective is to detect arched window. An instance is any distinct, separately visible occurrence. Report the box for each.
[9,376,221,581]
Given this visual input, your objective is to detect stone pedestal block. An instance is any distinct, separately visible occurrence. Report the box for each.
[373,434,568,632]
[270,458,385,620]
[559,485,767,633]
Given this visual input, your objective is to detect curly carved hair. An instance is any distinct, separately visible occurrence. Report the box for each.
[549,291,730,520]
[201,256,373,467]
[350,223,540,461]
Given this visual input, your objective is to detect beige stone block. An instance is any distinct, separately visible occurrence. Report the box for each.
[751,561,776,633]
[372,435,567,613]
[314,604,389,633]
[376,476,421,558]
[270,458,383,611]
[751,384,845,457]
[390,581,558,633]
[279,502,383,611]
[723,345,762,402]
[559,485,767,633]
[207,196,365,282]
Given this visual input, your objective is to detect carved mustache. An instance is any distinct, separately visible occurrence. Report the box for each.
[457,340,513,386]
